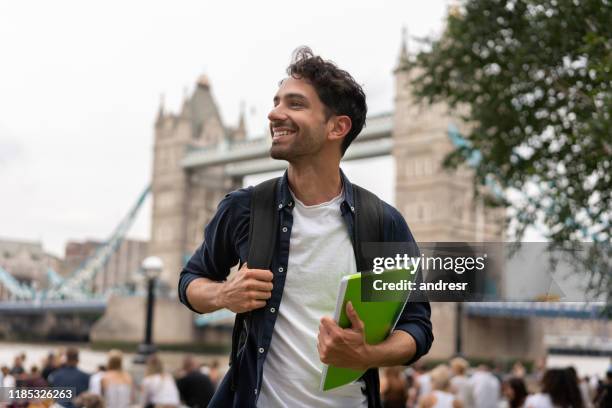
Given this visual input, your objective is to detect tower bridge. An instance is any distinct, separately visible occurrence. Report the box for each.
[2,39,608,359]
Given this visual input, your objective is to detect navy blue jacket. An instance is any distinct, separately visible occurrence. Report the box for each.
[178,170,433,407]
[48,365,90,408]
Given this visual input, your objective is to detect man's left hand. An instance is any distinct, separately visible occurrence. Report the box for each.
[317,301,371,371]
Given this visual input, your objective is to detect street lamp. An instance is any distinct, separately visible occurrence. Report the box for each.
[133,256,163,364]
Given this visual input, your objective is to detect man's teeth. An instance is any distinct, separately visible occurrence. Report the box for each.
[274,130,294,137]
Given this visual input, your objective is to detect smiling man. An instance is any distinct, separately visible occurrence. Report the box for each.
[178,47,433,408]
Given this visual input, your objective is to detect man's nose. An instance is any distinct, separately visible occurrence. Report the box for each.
[268,105,288,122]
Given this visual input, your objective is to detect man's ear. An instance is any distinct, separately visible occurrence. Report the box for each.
[327,115,352,143]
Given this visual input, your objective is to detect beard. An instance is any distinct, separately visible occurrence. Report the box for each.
[269,133,323,161]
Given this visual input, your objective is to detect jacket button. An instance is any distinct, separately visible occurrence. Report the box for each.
[282,227,288,233]
[259,347,265,354]
[278,203,283,209]
[254,388,258,395]
[270,307,276,313]
[278,267,284,273]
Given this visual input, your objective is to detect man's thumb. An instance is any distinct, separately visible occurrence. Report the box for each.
[346,301,364,331]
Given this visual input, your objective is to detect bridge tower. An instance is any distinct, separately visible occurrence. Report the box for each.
[392,30,508,359]
[392,31,504,243]
[150,75,243,290]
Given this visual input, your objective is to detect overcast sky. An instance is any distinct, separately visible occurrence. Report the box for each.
[0,1,451,257]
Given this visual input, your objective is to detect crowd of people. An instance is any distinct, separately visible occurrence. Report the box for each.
[380,358,612,408]
[2,349,611,407]
[0,349,220,408]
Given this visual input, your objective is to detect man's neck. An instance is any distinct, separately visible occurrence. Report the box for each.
[287,162,342,206]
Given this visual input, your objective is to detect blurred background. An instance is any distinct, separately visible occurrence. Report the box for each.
[0,0,610,407]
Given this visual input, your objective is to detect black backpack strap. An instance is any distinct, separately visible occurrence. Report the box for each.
[353,184,384,408]
[352,184,384,271]
[229,177,279,392]
[248,178,280,268]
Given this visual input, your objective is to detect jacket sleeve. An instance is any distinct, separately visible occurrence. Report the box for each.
[177,190,246,313]
[383,203,434,364]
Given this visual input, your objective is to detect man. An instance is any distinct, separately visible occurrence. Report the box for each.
[179,47,433,407]
[48,347,90,408]
[468,364,501,408]
[175,355,215,408]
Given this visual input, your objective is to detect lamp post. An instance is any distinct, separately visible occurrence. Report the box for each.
[133,256,163,364]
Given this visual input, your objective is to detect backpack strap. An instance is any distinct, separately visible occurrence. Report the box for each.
[352,184,384,271]
[229,177,279,392]
[247,178,280,268]
[353,184,385,408]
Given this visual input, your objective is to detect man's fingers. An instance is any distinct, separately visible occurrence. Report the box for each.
[346,301,364,331]
[250,300,266,310]
[244,268,274,282]
[245,280,274,292]
[320,316,342,338]
[249,290,272,300]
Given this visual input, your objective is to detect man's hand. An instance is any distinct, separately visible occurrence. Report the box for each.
[317,301,372,371]
[218,263,274,313]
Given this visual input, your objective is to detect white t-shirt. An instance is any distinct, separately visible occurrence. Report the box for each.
[88,371,104,395]
[469,371,501,408]
[258,190,367,407]
[450,374,472,406]
[524,393,555,408]
[140,373,180,406]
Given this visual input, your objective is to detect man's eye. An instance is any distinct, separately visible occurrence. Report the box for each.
[290,102,303,108]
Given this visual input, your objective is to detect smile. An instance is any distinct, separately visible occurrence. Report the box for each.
[271,128,297,141]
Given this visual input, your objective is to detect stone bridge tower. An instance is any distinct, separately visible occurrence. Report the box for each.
[150,75,245,290]
[392,34,504,243]
[392,32,506,358]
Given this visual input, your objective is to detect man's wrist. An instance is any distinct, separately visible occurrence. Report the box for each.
[214,281,227,310]
[360,343,378,370]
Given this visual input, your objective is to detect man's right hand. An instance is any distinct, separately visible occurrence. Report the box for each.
[218,264,274,313]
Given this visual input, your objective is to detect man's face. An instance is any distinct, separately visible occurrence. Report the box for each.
[268,77,330,161]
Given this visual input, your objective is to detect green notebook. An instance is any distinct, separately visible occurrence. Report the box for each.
[320,268,414,391]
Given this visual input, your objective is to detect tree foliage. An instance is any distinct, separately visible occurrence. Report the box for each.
[410,0,611,305]
[411,0,610,243]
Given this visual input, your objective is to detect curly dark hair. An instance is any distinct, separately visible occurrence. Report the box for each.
[286,46,367,156]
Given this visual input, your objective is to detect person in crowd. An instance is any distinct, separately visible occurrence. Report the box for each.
[10,354,25,376]
[380,366,408,408]
[100,349,133,408]
[175,355,215,408]
[469,364,501,408]
[140,354,180,408]
[404,367,420,408]
[415,362,433,400]
[207,360,221,387]
[501,377,528,408]
[593,368,612,408]
[1,365,16,386]
[41,353,58,382]
[87,365,105,396]
[418,364,463,408]
[48,347,90,408]
[10,354,27,387]
[512,362,527,379]
[525,368,584,408]
[25,365,47,388]
[566,366,592,408]
[450,357,472,406]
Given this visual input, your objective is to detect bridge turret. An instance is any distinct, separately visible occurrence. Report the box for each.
[150,74,240,290]
[155,94,165,128]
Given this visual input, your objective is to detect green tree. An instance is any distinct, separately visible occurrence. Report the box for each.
[409,0,610,303]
